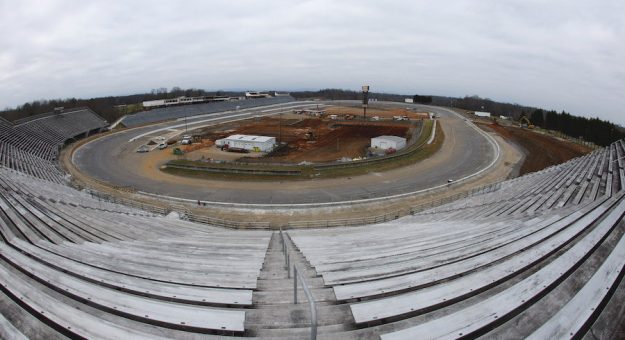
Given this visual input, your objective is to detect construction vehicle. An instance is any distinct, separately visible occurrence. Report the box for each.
[519,116,535,129]
[305,130,316,141]
[181,135,192,145]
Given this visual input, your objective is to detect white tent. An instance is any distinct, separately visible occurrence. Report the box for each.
[371,136,406,150]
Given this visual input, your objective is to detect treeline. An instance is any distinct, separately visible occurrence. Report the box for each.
[293,90,625,147]
[440,95,536,120]
[446,94,625,146]
[3,87,623,146]
[527,109,625,146]
[0,87,243,123]
[412,95,433,104]
[291,90,535,119]
[291,89,407,102]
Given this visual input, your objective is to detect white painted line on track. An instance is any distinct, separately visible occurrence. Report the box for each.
[129,102,321,142]
[177,102,320,121]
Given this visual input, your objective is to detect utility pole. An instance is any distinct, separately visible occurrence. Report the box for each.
[362,85,370,119]
[279,112,282,144]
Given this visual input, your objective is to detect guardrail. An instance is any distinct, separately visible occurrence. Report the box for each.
[85,188,271,228]
[186,213,271,229]
[286,181,503,228]
[83,179,501,230]
[86,189,168,215]
[165,163,303,176]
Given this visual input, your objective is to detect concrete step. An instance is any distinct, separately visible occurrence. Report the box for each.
[249,232,355,335]
[252,323,355,338]
[254,288,336,305]
[246,304,353,328]
[256,277,326,290]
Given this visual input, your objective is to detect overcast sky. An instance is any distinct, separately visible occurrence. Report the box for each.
[1,1,624,124]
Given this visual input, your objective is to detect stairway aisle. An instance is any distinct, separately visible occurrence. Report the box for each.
[246,232,355,339]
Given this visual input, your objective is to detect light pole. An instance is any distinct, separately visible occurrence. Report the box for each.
[362,85,369,119]
[279,112,282,144]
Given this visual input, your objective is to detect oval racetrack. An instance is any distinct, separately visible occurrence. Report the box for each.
[72,101,498,206]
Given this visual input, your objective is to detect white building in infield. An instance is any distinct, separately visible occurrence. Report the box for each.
[371,135,407,150]
[215,134,276,152]
[474,111,491,117]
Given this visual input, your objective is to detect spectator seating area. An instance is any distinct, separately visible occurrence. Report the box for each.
[0,108,107,183]
[121,96,295,127]
[286,139,625,338]
[0,167,271,337]
[1,103,625,339]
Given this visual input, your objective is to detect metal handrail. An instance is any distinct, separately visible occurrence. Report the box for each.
[279,229,291,278]
[293,264,317,340]
[280,230,316,339]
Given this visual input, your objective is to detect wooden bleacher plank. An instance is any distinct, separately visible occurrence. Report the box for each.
[380,194,625,340]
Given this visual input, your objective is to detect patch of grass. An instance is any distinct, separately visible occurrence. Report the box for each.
[113,122,126,129]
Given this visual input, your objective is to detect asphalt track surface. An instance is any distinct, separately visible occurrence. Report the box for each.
[73,101,496,205]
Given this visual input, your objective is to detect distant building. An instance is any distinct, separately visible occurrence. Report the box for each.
[405,98,414,103]
[245,91,272,99]
[142,96,231,108]
[371,136,407,150]
[474,111,491,117]
[215,134,276,152]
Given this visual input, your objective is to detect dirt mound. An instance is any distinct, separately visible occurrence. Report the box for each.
[179,139,214,153]
[192,110,419,163]
[324,106,429,119]
[482,123,591,175]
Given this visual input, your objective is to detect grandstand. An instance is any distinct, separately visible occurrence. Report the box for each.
[0,108,107,183]
[121,95,295,127]
[1,102,625,338]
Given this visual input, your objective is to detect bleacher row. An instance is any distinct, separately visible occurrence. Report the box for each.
[0,142,65,184]
[0,109,107,183]
[1,100,625,338]
[287,139,625,338]
[0,167,272,337]
[121,96,295,127]
[423,141,624,218]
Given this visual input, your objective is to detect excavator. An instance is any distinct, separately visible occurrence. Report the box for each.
[520,116,535,129]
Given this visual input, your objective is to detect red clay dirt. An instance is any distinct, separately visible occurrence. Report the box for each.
[324,106,429,119]
[479,122,592,175]
[196,116,416,163]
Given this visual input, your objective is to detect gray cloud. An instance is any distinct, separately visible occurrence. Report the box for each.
[1,0,624,124]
